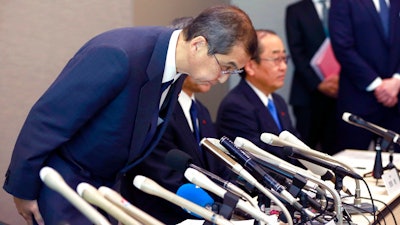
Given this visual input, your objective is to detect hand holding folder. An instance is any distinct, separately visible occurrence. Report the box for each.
[310,38,341,80]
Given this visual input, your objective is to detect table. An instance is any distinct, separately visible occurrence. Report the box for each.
[334,149,400,225]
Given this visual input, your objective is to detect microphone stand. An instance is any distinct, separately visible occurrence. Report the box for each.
[382,140,399,173]
[364,138,399,182]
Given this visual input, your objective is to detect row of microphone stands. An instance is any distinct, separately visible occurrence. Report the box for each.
[40,112,400,225]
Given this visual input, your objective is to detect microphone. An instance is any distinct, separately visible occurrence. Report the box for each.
[218,137,328,223]
[278,131,355,195]
[269,131,364,208]
[77,183,141,225]
[39,167,111,225]
[234,137,346,216]
[219,137,302,210]
[133,175,234,225]
[200,137,295,224]
[234,137,324,195]
[282,147,362,180]
[261,132,334,180]
[184,168,280,225]
[176,183,215,218]
[165,149,257,207]
[97,186,164,225]
[200,138,259,186]
[343,112,400,146]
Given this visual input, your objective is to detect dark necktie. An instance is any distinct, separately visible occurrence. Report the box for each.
[190,99,201,145]
[160,80,173,94]
[320,0,329,36]
[379,0,389,39]
[142,80,175,150]
[267,99,282,132]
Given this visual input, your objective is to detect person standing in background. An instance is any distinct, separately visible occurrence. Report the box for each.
[285,0,339,155]
[329,0,400,152]
[216,30,300,163]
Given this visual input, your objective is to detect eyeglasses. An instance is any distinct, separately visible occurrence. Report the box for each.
[260,55,291,65]
[213,54,243,76]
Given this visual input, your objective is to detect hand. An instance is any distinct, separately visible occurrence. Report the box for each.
[317,75,339,98]
[13,197,44,225]
[374,77,400,107]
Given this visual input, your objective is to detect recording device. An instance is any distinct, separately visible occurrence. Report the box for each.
[185,167,280,225]
[39,167,111,225]
[176,183,215,218]
[218,137,327,223]
[261,132,334,179]
[282,147,362,180]
[98,186,164,225]
[234,137,323,193]
[77,183,141,225]
[133,175,234,225]
[200,137,295,224]
[165,149,257,207]
[342,112,400,146]
[219,136,303,210]
[279,131,354,195]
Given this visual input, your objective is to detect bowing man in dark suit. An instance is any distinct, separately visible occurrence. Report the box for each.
[216,30,300,162]
[122,74,232,224]
[3,5,257,225]
[285,0,339,155]
[121,16,232,225]
[330,0,400,152]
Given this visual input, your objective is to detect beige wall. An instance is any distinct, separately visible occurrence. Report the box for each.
[0,1,296,224]
[0,0,227,224]
[0,2,134,224]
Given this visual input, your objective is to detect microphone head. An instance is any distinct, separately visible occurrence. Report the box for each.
[77,182,92,197]
[260,133,284,147]
[133,175,147,190]
[279,131,311,150]
[176,183,214,218]
[342,112,352,123]
[233,137,248,149]
[165,149,192,172]
[206,138,230,155]
[39,166,54,181]
[39,167,67,190]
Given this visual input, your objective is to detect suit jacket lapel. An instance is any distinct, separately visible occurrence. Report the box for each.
[304,0,326,37]
[124,75,186,172]
[362,0,389,43]
[239,80,280,133]
[127,29,173,164]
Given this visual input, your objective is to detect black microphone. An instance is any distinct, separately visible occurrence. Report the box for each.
[282,146,363,180]
[219,136,304,211]
[342,112,400,146]
[165,149,255,206]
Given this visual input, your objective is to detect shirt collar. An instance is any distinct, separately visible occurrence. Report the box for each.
[162,29,182,83]
[245,79,272,106]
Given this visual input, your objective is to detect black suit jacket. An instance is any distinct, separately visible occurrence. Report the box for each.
[121,97,231,224]
[285,0,328,107]
[216,79,299,161]
[3,27,187,224]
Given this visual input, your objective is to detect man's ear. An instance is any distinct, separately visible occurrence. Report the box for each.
[244,60,256,76]
[190,36,207,52]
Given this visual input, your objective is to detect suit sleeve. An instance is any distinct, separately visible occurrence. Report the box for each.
[4,46,129,199]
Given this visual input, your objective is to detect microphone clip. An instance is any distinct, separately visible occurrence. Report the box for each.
[203,192,239,225]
